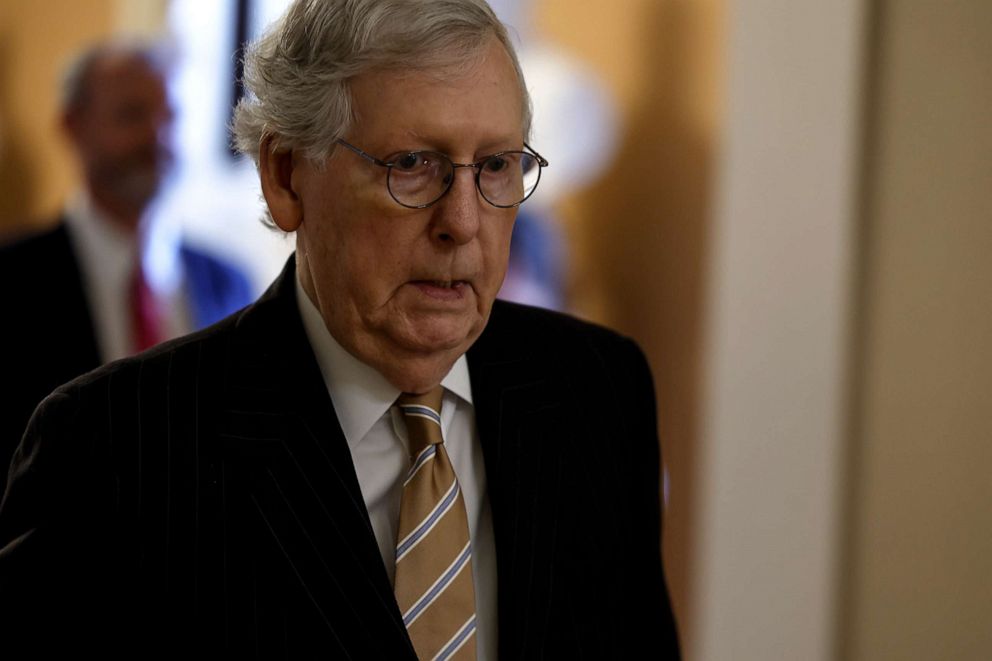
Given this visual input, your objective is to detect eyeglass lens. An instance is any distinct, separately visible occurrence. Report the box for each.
[387,151,540,208]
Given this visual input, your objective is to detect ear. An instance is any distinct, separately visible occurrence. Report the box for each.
[259,136,304,232]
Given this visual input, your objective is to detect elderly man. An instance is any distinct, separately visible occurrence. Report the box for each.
[0,41,253,495]
[0,1,679,658]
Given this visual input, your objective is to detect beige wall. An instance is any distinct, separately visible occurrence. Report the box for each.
[842,1,992,659]
[692,1,866,659]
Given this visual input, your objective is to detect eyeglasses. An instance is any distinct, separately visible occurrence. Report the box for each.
[336,139,549,209]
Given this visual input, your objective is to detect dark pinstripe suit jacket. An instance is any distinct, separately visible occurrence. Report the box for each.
[0,257,680,659]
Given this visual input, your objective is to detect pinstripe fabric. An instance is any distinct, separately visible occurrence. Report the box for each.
[394,389,477,660]
[0,255,680,659]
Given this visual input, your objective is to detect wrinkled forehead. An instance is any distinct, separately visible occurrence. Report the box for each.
[347,39,526,132]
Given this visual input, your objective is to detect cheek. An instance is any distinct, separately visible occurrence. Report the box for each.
[364,211,428,270]
[87,133,118,157]
[331,224,410,307]
[483,216,516,275]
[302,180,412,302]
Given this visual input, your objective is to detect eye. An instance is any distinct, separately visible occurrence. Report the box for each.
[389,151,448,182]
[394,152,422,172]
[483,156,509,173]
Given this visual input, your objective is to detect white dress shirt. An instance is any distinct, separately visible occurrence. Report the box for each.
[63,191,191,362]
[295,276,498,660]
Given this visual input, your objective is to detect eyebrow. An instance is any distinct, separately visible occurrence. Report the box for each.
[401,130,523,157]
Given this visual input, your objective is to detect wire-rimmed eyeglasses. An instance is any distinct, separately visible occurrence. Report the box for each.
[336,139,549,209]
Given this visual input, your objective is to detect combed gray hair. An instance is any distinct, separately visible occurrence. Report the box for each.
[231,0,531,166]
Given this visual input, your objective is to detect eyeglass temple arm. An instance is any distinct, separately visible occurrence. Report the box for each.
[524,142,549,167]
[336,139,391,167]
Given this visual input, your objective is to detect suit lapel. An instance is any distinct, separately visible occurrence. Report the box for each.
[468,300,568,657]
[212,258,415,657]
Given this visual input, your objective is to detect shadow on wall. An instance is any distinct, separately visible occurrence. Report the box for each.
[565,0,718,644]
[0,34,37,236]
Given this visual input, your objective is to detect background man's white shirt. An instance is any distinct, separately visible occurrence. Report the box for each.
[63,190,191,361]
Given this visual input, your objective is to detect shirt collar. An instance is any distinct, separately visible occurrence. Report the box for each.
[64,189,183,295]
[295,273,472,451]
[64,189,137,259]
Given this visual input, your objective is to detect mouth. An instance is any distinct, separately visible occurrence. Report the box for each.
[410,279,471,301]
[422,279,464,288]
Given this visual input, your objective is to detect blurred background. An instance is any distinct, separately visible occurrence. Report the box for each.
[0,0,989,658]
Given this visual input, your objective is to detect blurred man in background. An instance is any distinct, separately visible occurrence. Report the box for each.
[0,41,253,495]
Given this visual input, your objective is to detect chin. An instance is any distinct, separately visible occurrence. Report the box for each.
[400,317,481,355]
[116,170,162,207]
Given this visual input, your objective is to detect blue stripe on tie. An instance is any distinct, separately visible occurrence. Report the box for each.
[435,614,477,661]
[396,480,459,561]
[400,404,441,426]
[403,542,473,627]
[406,445,437,483]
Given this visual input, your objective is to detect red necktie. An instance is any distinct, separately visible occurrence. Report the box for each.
[130,260,164,353]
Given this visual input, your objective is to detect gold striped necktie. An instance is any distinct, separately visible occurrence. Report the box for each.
[394,388,477,660]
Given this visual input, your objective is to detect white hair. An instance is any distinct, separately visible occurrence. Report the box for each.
[231,0,532,166]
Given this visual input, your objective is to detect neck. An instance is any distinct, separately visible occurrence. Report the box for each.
[364,347,461,395]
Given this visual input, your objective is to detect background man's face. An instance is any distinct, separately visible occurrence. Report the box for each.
[67,55,175,217]
[294,38,524,378]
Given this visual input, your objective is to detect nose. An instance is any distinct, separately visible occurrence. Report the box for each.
[429,166,482,245]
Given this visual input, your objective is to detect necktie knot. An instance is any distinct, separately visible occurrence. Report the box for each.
[397,387,444,457]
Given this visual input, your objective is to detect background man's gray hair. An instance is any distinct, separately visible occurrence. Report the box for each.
[231,0,532,167]
[60,39,173,114]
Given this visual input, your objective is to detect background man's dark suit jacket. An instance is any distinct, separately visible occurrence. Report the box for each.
[0,256,680,659]
[0,221,254,495]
